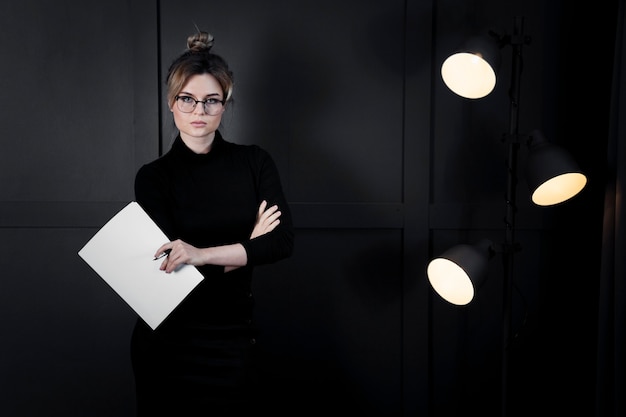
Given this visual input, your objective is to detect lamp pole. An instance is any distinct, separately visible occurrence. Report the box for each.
[502,16,527,417]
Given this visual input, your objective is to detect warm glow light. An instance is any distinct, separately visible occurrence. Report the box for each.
[531,172,588,206]
[526,130,587,206]
[441,52,497,99]
[427,258,475,305]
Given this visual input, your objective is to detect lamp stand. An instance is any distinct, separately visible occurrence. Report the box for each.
[501,16,528,417]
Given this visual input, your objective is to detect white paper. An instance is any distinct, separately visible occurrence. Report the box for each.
[78,201,204,330]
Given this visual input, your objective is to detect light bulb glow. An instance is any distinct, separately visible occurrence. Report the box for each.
[441,52,496,99]
[531,172,588,206]
[427,258,475,305]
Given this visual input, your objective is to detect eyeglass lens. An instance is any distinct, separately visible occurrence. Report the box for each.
[176,97,223,115]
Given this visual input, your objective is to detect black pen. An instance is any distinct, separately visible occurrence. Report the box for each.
[153,249,172,260]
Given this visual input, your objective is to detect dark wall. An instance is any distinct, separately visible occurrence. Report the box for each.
[0,1,155,416]
[0,0,614,416]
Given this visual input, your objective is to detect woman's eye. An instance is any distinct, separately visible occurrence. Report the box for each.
[207,98,220,104]
[181,96,194,103]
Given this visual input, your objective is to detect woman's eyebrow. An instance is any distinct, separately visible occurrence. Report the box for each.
[178,91,223,99]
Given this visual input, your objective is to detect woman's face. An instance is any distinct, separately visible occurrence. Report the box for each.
[171,73,225,146]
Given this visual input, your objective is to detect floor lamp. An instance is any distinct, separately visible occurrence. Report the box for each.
[427,16,587,417]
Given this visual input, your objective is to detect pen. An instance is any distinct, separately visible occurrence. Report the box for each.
[153,249,172,260]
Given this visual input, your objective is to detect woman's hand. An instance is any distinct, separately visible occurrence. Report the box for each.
[154,239,206,274]
[250,200,281,239]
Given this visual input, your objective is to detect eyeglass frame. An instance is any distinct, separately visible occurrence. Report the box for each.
[174,95,225,115]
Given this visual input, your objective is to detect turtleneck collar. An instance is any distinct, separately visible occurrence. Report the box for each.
[170,131,225,161]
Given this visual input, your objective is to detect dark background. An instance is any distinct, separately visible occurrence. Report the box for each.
[0,0,620,416]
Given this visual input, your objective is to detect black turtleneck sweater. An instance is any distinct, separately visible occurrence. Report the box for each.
[134,131,294,327]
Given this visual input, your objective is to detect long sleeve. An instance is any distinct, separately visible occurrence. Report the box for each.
[240,146,294,266]
[134,162,177,240]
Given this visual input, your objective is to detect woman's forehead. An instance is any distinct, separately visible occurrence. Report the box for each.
[180,73,222,96]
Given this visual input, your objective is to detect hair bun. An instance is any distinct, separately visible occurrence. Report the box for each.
[186,31,214,53]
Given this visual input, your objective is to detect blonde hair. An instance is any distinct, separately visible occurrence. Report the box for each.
[166,31,234,108]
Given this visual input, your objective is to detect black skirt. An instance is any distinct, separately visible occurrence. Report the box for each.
[131,318,257,416]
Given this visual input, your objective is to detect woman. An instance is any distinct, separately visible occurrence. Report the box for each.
[131,30,294,416]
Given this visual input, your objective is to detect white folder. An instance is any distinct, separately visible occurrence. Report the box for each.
[78,201,204,330]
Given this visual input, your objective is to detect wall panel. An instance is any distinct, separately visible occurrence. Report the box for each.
[0,0,434,415]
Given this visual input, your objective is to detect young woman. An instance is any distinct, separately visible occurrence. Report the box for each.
[130,30,294,416]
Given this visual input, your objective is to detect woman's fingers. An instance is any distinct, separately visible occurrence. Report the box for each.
[250,201,281,238]
[257,200,268,218]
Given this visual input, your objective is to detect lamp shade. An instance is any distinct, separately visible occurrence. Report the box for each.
[441,35,501,99]
[526,130,587,206]
[427,239,493,305]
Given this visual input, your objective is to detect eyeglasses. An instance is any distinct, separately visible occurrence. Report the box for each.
[175,95,225,115]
